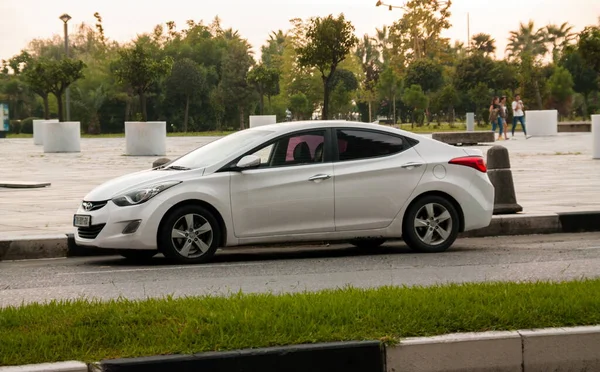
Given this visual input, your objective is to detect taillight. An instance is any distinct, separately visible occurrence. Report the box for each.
[448,156,487,173]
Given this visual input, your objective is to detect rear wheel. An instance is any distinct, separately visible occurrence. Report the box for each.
[158,204,221,264]
[350,238,386,250]
[118,249,157,261]
[402,195,459,253]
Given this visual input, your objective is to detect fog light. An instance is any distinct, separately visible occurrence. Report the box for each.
[122,220,142,234]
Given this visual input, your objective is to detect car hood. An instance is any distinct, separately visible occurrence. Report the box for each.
[83,168,203,201]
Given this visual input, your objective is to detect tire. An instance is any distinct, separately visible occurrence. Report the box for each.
[158,204,221,264]
[402,195,460,253]
[350,238,386,250]
[118,249,157,261]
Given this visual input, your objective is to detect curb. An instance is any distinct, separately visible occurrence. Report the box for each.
[1,211,599,262]
[3,325,599,372]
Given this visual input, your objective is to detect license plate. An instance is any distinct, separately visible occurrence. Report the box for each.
[73,215,91,227]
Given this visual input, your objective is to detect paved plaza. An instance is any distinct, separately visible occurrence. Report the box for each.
[1,132,599,238]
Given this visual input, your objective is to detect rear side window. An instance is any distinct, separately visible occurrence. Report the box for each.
[336,129,408,162]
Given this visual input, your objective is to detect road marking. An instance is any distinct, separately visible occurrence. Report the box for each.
[574,246,600,250]
[57,261,264,275]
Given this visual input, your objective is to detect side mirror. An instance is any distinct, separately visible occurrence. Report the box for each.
[236,155,261,169]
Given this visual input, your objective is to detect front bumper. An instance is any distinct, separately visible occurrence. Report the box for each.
[73,199,162,251]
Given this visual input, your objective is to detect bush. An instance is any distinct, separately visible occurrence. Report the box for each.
[8,120,21,134]
[19,117,40,134]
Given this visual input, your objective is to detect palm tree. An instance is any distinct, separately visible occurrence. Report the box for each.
[506,20,548,61]
[470,33,496,57]
[373,26,391,64]
[355,34,381,121]
[73,85,107,134]
[545,22,576,62]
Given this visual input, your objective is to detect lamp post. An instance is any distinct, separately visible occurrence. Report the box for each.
[59,13,71,121]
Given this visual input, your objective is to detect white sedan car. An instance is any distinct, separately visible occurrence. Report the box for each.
[73,120,494,263]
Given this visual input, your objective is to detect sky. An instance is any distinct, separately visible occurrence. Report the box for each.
[1,0,599,62]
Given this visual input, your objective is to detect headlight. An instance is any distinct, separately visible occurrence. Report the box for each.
[112,181,181,207]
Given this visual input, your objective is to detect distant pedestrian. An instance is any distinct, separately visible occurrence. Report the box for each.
[489,96,503,140]
[511,94,527,138]
[500,96,509,140]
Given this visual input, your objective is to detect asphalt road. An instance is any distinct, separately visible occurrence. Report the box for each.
[1,232,600,308]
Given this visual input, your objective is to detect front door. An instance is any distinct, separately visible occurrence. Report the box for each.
[230,129,335,238]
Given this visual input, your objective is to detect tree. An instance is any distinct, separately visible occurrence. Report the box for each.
[578,25,600,73]
[289,93,312,120]
[402,84,429,126]
[73,85,106,134]
[355,34,381,122]
[545,22,576,62]
[404,59,444,93]
[546,66,575,118]
[470,33,496,56]
[431,84,459,124]
[453,54,495,92]
[296,13,358,120]
[377,66,401,122]
[247,63,280,115]
[506,21,548,61]
[111,42,172,121]
[21,58,54,119]
[389,0,452,62]
[166,58,207,132]
[218,39,255,129]
[560,46,598,115]
[329,68,359,118]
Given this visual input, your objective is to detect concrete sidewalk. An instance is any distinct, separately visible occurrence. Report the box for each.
[1,132,599,239]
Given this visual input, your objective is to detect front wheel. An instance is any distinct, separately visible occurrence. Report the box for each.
[158,204,221,264]
[402,195,460,253]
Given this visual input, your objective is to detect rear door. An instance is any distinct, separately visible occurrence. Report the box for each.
[332,128,426,231]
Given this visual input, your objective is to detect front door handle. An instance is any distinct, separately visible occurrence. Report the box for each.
[308,174,331,182]
[401,162,425,169]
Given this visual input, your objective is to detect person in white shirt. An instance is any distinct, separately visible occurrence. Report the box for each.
[511,94,527,138]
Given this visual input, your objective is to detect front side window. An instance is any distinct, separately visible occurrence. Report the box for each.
[336,129,407,162]
[248,130,327,168]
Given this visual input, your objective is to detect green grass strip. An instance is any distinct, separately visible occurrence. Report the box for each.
[1,279,599,366]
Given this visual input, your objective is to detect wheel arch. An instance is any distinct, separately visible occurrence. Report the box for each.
[157,199,228,250]
[403,191,465,233]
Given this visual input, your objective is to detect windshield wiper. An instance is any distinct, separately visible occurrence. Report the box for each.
[164,165,191,171]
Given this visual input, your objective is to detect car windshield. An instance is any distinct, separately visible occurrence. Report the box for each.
[167,129,274,169]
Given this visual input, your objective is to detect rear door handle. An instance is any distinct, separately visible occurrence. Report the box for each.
[401,162,425,169]
[308,174,331,182]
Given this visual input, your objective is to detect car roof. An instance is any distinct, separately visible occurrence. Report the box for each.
[247,120,422,140]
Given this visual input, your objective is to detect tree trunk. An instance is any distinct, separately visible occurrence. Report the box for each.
[368,101,372,122]
[259,90,265,115]
[392,94,396,125]
[55,93,64,122]
[43,95,50,120]
[239,106,245,130]
[140,91,147,122]
[322,75,333,120]
[87,113,100,134]
[184,94,190,132]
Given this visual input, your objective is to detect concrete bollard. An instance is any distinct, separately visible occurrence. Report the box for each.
[592,115,600,159]
[152,158,171,169]
[466,112,475,132]
[487,146,523,215]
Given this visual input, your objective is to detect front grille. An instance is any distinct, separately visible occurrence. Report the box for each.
[78,224,106,239]
[82,200,108,212]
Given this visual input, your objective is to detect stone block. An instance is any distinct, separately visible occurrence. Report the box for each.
[249,115,276,128]
[386,331,522,372]
[592,115,600,159]
[521,326,600,372]
[526,110,558,136]
[33,119,58,145]
[125,121,167,156]
[43,121,81,153]
[431,131,495,146]
[557,122,591,133]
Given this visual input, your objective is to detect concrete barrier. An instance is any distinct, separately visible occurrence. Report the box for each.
[431,131,495,146]
[558,122,591,132]
[0,361,88,372]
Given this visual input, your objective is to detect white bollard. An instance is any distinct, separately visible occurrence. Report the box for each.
[466,113,475,132]
[592,115,600,160]
[249,115,276,128]
[125,121,167,156]
[43,121,81,153]
[33,119,58,145]
[525,110,558,137]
